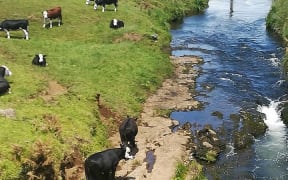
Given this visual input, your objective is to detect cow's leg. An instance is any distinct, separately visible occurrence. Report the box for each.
[58,17,61,26]
[49,19,53,28]
[4,29,10,39]
[85,0,90,5]
[43,18,46,28]
[22,29,29,40]
[102,5,105,12]
[107,169,116,180]
[114,4,117,12]
[93,4,98,10]
[131,137,136,147]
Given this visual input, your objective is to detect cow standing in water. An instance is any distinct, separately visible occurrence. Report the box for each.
[84,144,134,180]
[0,65,12,95]
[0,19,29,40]
[119,116,138,147]
[42,7,62,28]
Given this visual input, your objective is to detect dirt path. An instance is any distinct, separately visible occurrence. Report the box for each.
[110,56,202,180]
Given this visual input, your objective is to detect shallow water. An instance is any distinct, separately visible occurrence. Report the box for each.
[170,0,288,179]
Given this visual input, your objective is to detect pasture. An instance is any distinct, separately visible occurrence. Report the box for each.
[0,0,207,178]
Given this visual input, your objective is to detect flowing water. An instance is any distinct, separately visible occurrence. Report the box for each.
[170,0,288,179]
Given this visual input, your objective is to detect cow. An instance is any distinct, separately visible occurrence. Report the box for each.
[109,19,124,29]
[43,7,62,28]
[0,19,29,40]
[119,116,138,147]
[32,54,47,67]
[84,144,134,180]
[0,65,12,95]
[94,0,118,12]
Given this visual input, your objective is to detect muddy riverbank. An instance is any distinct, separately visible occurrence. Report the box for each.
[110,56,203,179]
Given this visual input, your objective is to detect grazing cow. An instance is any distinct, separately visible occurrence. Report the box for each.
[119,116,138,147]
[0,19,29,40]
[0,65,12,95]
[43,7,62,28]
[84,144,134,180]
[32,54,47,67]
[109,19,124,29]
[94,0,118,12]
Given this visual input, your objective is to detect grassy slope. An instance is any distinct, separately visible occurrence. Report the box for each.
[0,0,208,178]
[266,0,288,71]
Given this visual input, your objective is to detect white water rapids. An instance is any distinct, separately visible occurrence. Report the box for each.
[256,100,288,178]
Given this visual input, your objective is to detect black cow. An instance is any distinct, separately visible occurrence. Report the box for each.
[43,6,62,28]
[32,54,47,67]
[0,19,29,40]
[109,19,124,29]
[84,144,134,180]
[0,65,12,95]
[94,0,118,12]
[119,116,138,147]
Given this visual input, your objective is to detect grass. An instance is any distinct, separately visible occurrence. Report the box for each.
[0,0,208,178]
[173,161,206,180]
[266,0,288,73]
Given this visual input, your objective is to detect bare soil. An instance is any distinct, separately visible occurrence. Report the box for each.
[109,56,202,180]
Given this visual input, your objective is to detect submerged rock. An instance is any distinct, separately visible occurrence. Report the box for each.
[280,103,288,126]
[191,126,225,163]
[232,111,267,150]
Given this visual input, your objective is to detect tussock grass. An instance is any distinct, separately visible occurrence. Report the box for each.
[0,0,208,178]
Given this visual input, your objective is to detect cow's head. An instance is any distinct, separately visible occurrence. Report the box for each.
[121,144,134,160]
[0,65,12,77]
[43,11,48,18]
[113,19,118,26]
[38,54,46,62]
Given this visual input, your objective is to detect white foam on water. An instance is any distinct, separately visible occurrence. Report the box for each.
[257,101,285,134]
[255,100,288,177]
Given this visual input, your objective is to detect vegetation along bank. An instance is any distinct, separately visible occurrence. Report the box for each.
[0,0,208,179]
[266,0,288,123]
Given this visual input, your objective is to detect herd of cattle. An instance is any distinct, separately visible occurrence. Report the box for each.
[0,0,123,40]
[1,0,137,179]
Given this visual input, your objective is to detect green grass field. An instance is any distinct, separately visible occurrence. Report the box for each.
[0,0,208,178]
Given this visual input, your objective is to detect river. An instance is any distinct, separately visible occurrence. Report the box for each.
[170,0,288,179]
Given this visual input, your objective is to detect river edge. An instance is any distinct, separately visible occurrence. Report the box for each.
[109,55,203,179]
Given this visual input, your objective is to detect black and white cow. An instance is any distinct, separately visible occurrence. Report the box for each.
[109,19,124,29]
[32,54,47,67]
[43,6,62,28]
[119,116,138,147]
[0,65,12,95]
[84,144,134,180]
[0,19,29,40]
[94,0,118,12]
